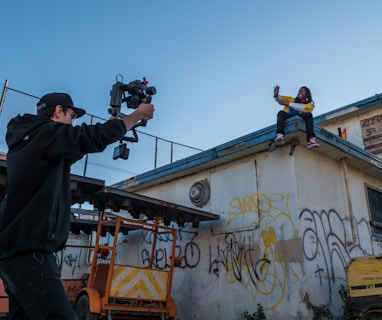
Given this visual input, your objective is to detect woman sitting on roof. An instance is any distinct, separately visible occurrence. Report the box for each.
[273,85,319,148]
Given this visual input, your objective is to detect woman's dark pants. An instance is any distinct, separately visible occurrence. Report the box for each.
[276,110,315,138]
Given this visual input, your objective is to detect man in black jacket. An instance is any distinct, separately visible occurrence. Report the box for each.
[0,92,154,319]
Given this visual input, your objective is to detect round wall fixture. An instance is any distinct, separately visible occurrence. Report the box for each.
[189,179,210,208]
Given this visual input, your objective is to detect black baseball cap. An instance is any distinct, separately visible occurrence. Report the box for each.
[36,92,86,118]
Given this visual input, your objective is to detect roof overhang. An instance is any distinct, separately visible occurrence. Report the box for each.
[88,186,219,226]
[0,161,219,225]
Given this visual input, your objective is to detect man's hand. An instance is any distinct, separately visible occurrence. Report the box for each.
[121,103,155,131]
[273,85,280,98]
[136,103,154,121]
[108,115,119,121]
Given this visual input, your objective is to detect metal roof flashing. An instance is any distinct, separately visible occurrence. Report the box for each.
[116,117,382,192]
[315,93,382,126]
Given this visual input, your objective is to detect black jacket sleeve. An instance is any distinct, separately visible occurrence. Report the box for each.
[40,119,127,163]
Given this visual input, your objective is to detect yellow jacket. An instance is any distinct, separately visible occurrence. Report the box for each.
[277,95,315,114]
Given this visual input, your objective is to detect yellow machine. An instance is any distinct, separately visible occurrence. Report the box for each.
[346,255,382,320]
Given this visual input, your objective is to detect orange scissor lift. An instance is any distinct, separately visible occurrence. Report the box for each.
[73,210,179,320]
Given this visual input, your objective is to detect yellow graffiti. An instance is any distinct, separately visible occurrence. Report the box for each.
[225,192,300,310]
[262,222,276,250]
[228,194,257,225]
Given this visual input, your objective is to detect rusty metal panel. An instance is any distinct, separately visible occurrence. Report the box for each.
[361,115,382,155]
[0,280,8,314]
[92,263,110,296]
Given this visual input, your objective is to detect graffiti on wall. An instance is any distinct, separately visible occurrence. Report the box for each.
[134,192,303,309]
[140,227,201,269]
[299,208,374,307]
[54,192,374,314]
[212,192,302,309]
[56,249,82,276]
[136,191,375,312]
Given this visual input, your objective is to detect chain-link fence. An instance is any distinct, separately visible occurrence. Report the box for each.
[0,81,203,185]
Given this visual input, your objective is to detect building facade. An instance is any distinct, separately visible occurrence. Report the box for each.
[112,94,382,319]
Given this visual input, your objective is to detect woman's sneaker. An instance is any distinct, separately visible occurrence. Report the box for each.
[307,136,320,148]
[275,133,284,145]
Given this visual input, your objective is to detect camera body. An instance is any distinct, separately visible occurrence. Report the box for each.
[123,80,156,109]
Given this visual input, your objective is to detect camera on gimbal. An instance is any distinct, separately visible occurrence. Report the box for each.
[109,74,156,160]
[123,80,156,109]
[109,76,156,115]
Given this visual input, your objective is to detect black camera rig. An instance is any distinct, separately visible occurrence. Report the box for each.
[108,74,156,160]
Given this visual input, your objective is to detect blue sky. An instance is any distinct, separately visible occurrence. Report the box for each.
[1,1,382,183]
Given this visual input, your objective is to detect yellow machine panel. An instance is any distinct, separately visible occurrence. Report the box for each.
[346,256,382,298]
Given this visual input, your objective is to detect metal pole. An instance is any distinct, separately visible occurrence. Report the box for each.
[154,137,158,169]
[0,80,9,115]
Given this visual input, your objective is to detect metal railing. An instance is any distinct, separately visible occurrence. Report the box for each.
[0,80,203,185]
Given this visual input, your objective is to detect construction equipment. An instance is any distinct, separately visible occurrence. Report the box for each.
[67,184,218,319]
[72,211,179,320]
[346,255,382,320]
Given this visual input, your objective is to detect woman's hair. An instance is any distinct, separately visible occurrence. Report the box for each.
[295,86,312,103]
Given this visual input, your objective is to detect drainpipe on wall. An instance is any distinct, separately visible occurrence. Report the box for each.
[255,159,260,219]
[341,158,356,246]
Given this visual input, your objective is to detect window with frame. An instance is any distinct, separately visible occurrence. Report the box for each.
[366,184,382,240]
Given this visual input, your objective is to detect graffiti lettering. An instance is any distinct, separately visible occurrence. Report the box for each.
[299,208,374,307]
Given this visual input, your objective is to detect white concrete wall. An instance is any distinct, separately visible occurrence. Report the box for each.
[126,144,382,320]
